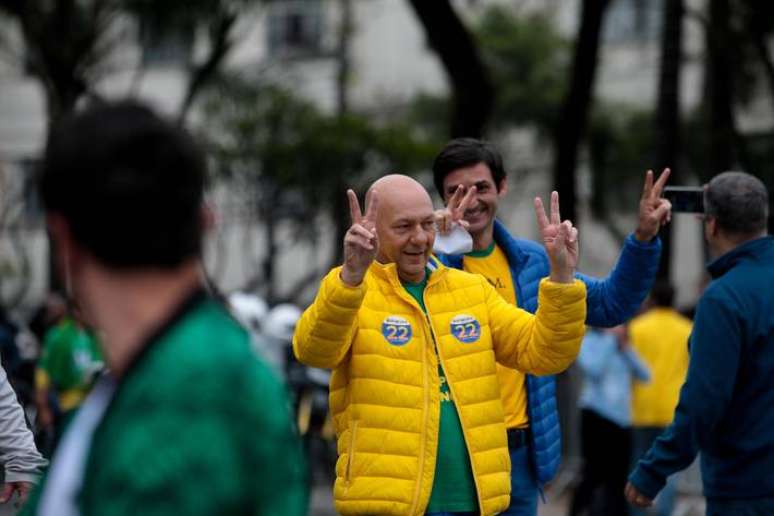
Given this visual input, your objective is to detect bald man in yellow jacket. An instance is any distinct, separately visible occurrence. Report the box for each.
[294,175,587,516]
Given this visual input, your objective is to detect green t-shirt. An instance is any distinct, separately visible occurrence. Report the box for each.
[403,271,479,513]
[24,292,307,516]
[40,317,103,393]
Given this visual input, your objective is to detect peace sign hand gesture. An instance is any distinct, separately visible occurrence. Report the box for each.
[341,189,379,286]
[534,191,578,284]
[434,185,477,233]
[635,168,672,242]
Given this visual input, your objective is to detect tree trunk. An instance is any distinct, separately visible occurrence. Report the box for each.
[551,0,611,226]
[654,0,684,280]
[407,0,494,138]
[329,0,354,269]
[705,0,737,178]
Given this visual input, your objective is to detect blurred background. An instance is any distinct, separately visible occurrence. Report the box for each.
[0,0,773,514]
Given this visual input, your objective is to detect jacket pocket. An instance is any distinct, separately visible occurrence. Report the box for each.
[345,419,359,483]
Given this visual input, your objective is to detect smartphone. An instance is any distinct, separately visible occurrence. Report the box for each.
[663,186,704,213]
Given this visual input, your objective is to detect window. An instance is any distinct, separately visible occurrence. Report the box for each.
[267,0,325,58]
[603,0,663,44]
[140,21,194,66]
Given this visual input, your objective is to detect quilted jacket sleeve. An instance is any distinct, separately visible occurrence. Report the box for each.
[488,278,587,375]
[293,267,366,369]
[578,233,661,327]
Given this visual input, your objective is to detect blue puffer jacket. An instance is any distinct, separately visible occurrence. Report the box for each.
[439,220,661,483]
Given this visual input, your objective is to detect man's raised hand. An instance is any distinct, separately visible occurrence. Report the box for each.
[635,168,672,242]
[434,185,477,233]
[341,188,379,286]
[534,191,578,284]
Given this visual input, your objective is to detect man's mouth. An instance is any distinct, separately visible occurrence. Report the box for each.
[464,205,486,219]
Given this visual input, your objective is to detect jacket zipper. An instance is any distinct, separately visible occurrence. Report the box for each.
[408,317,430,515]
[345,419,359,483]
[421,290,485,515]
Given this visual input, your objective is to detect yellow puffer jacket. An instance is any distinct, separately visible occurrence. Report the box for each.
[293,258,586,515]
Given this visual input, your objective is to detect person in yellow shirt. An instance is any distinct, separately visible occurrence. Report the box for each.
[294,174,587,515]
[629,281,691,516]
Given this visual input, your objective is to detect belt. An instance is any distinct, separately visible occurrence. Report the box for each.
[507,428,530,449]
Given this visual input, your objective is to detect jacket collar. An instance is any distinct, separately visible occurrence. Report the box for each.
[707,236,774,279]
[368,255,446,288]
[492,219,528,270]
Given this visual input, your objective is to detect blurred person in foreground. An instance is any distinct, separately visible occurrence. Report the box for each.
[34,304,103,455]
[628,281,691,516]
[0,365,48,509]
[431,138,671,516]
[0,166,49,508]
[294,174,588,515]
[569,325,649,516]
[626,172,774,515]
[23,101,306,516]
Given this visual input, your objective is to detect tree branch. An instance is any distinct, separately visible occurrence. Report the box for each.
[407,0,494,138]
[177,10,237,125]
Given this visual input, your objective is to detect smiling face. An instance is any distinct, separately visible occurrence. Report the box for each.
[373,176,436,284]
[441,162,507,239]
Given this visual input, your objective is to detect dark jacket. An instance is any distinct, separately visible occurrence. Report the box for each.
[629,236,774,500]
[439,220,661,483]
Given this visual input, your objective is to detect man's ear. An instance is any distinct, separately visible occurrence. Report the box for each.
[706,216,719,238]
[498,177,508,198]
[200,203,216,232]
[46,214,79,283]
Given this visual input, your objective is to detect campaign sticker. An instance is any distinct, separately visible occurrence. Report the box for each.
[382,316,413,346]
[450,314,481,344]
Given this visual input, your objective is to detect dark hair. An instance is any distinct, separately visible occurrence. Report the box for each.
[704,171,769,236]
[38,101,206,269]
[432,138,507,197]
[650,280,675,308]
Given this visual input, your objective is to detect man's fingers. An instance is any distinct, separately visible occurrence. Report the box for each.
[653,199,672,224]
[569,225,578,243]
[447,185,464,212]
[550,191,561,225]
[345,234,375,251]
[347,189,362,224]
[555,219,569,247]
[0,483,12,504]
[624,482,652,508]
[651,167,671,199]
[641,169,654,199]
[434,209,452,233]
[457,185,477,216]
[364,188,379,222]
[348,224,375,242]
[635,494,652,507]
[16,483,30,508]
[534,197,550,231]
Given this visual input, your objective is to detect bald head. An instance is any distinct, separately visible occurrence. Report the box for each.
[368,174,433,214]
[368,174,436,283]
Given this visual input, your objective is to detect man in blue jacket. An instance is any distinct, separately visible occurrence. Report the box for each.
[431,138,672,515]
[626,172,774,516]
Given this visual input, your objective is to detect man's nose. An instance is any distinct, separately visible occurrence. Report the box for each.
[409,226,428,244]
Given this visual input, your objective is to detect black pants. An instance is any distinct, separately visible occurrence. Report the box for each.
[569,409,632,516]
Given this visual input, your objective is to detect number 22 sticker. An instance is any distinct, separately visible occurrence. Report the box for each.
[381,316,413,346]
[450,314,481,344]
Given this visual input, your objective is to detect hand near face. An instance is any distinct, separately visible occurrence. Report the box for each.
[341,189,379,286]
[434,185,477,234]
[534,191,578,284]
[635,168,672,242]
